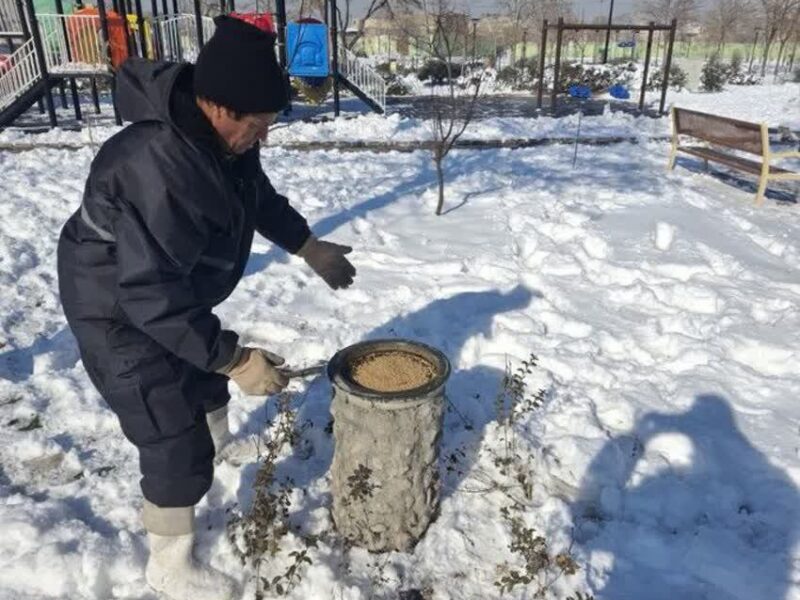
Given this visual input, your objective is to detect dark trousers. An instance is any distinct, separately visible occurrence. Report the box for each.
[72,320,230,507]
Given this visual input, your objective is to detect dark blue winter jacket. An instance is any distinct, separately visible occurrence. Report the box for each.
[58,59,310,378]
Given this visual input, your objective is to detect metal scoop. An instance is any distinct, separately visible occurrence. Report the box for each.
[277,361,327,380]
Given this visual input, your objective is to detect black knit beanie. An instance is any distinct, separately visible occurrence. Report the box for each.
[194,15,289,114]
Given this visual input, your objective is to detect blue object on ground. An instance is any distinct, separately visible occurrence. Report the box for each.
[609,84,631,99]
[568,84,591,99]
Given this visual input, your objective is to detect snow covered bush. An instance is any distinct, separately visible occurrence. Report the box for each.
[418,59,462,84]
[648,64,688,91]
[496,59,538,91]
[560,62,635,93]
[701,54,726,92]
[497,65,522,88]
[724,51,760,85]
[386,75,413,96]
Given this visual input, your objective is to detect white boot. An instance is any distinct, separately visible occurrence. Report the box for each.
[143,500,236,600]
[207,404,260,466]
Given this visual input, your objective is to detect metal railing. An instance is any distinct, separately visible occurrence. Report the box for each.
[37,14,110,74]
[156,14,214,63]
[0,0,23,36]
[339,45,385,112]
[0,37,40,112]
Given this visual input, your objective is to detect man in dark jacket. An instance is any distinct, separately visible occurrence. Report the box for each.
[57,16,355,600]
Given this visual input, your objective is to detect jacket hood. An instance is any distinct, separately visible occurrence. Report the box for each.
[116,59,187,125]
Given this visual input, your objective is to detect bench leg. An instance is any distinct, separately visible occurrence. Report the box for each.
[667,147,678,171]
[756,175,768,206]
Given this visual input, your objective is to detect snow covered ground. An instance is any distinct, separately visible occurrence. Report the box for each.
[1,111,800,599]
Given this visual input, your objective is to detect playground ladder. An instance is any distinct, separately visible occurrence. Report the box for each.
[338,45,385,113]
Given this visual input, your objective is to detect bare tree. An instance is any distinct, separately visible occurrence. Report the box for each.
[705,0,749,52]
[771,1,800,74]
[403,0,482,215]
[757,0,800,76]
[331,0,422,50]
[642,0,699,23]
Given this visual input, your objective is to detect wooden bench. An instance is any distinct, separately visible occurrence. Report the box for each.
[668,107,799,205]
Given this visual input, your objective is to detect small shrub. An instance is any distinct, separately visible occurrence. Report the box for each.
[559,62,634,93]
[418,59,461,84]
[728,51,743,80]
[700,53,726,92]
[495,506,584,596]
[227,394,317,599]
[497,65,521,87]
[386,75,412,96]
[496,59,539,90]
[375,62,393,77]
[648,64,688,90]
[515,56,539,79]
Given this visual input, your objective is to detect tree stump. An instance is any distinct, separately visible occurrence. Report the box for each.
[327,339,450,552]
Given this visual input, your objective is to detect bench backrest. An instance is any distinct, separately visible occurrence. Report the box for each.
[673,107,765,156]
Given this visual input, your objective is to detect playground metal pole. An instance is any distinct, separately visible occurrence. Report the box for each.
[134,0,147,58]
[331,0,341,117]
[602,0,614,64]
[54,0,82,121]
[193,0,203,47]
[161,0,167,15]
[91,77,100,113]
[151,0,162,60]
[24,0,58,126]
[639,22,654,112]
[536,19,547,109]
[97,0,122,125]
[119,0,135,57]
[275,0,287,68]
[550,18,563,114]
[659,19,677,116]
[275,0,291,113]
[58,81,68,110]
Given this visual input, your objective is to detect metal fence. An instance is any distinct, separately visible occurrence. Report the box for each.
[0,0,23,36]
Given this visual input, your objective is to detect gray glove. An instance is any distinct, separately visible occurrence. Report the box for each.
[219,347,288,396]
[297,235,356,290]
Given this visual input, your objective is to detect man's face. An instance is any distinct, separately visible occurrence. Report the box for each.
[200,99,278,154]
[223,111,278,154]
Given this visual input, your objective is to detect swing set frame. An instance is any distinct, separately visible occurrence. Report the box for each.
[536,18,678,115]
